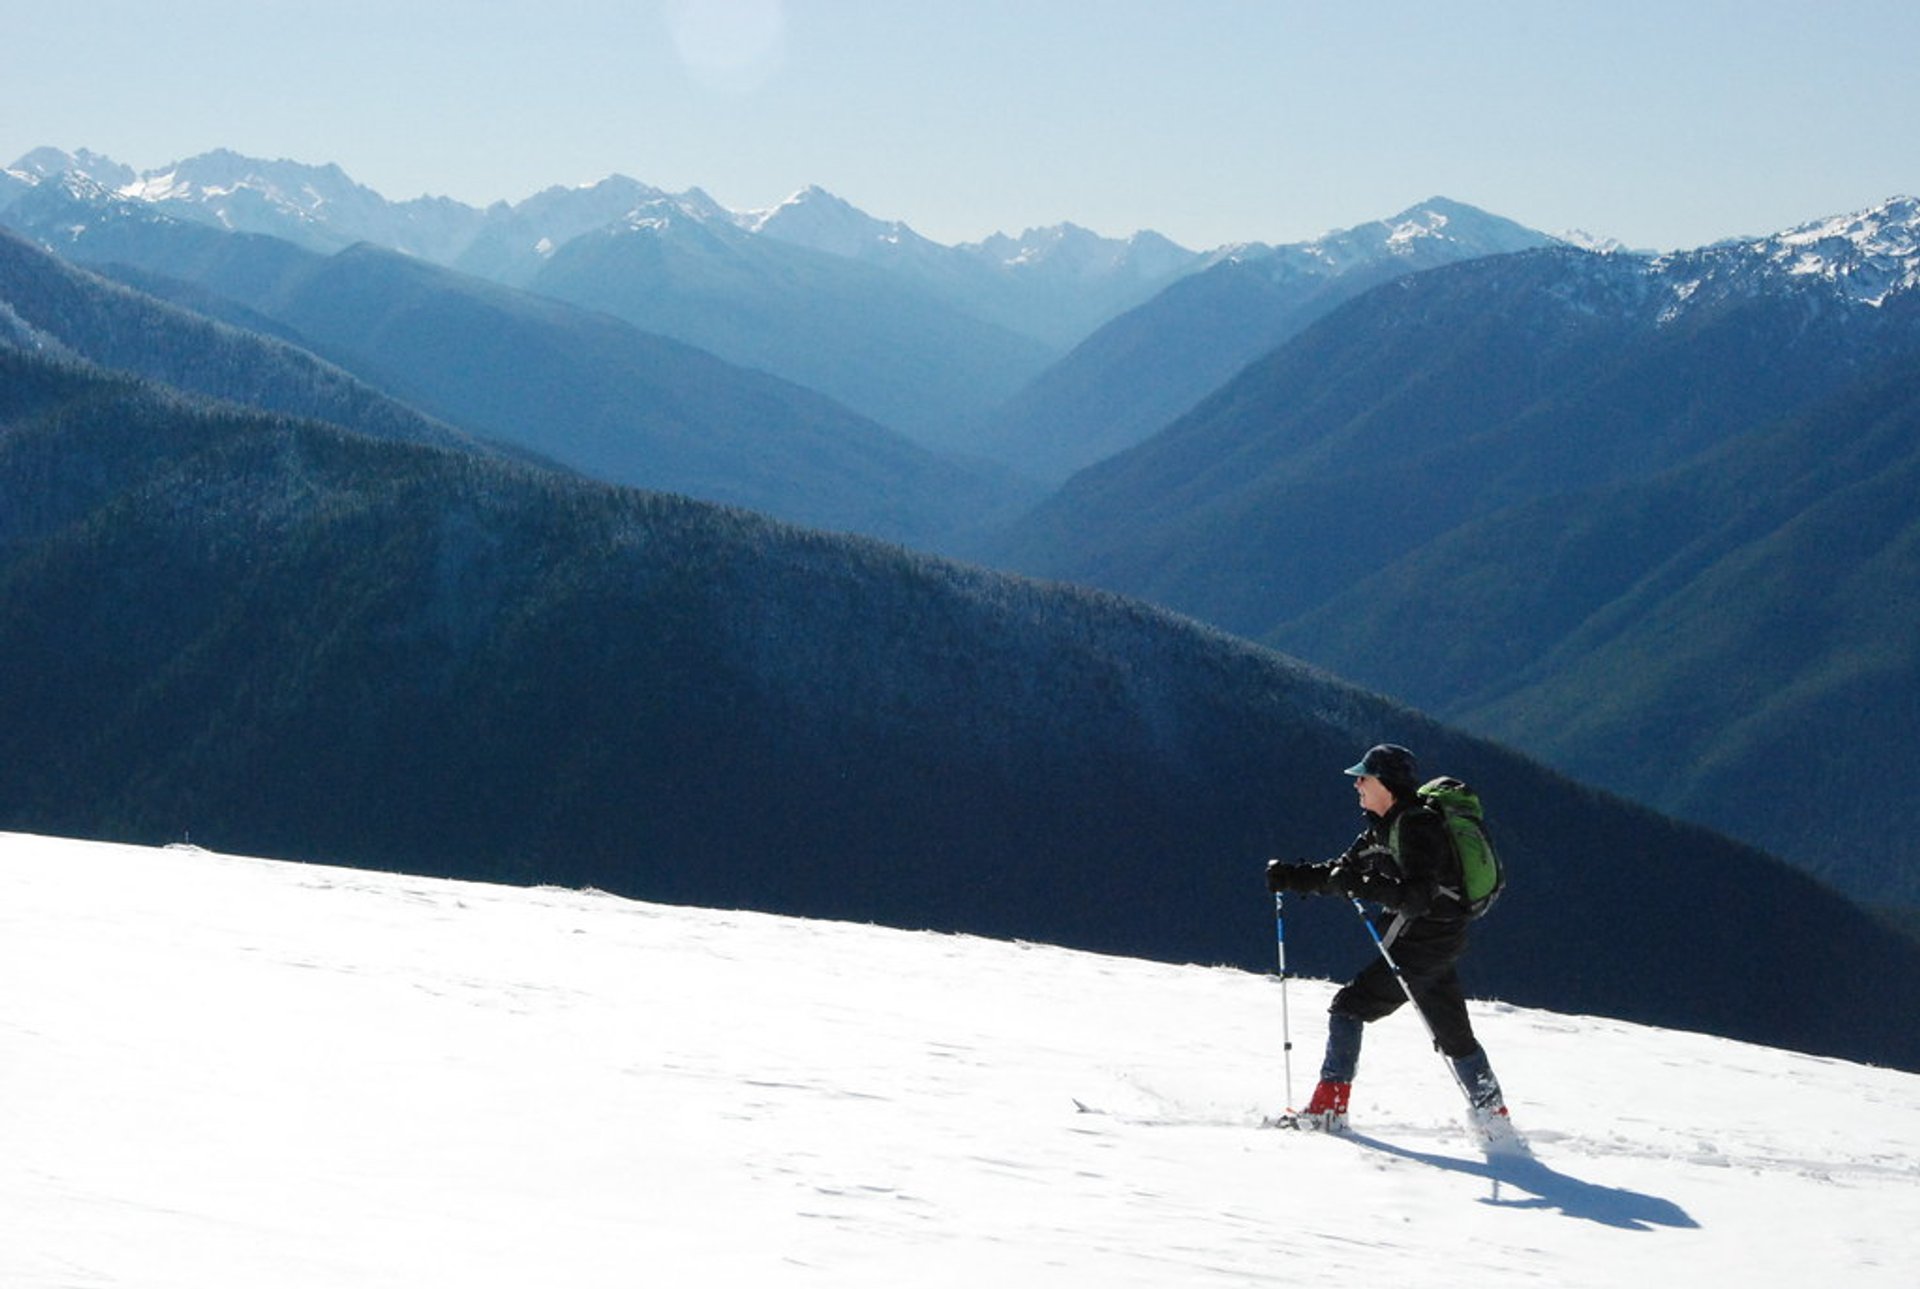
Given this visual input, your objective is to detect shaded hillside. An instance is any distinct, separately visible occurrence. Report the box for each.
[995,246,1919,637]
[527,201,1056,453]
[2,179,1034,552]
[0,227,479,455]
[992,224,1920,915]
[1293,353,1920,908]
[3,346,1918,1070]
[979,199,1555,483]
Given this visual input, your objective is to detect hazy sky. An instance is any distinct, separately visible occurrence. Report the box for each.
[7,1,1916,251]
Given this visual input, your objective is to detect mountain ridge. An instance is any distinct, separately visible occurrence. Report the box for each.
[1,146,1205,351]
[994,196,1920,912]
[976,197,1562,481]
[0,204,1029,550]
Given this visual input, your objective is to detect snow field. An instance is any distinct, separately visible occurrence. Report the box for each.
[2,832,1915,1286]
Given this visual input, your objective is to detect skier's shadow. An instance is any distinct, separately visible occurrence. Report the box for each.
[1345,1134,1699,1231]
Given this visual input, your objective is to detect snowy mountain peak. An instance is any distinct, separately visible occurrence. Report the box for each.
[1757,194,1920,305]
[739,183,854,231]
[1771,193,1918,250]
[1650,195,1920,315]
[971,221,1104,265]
[961,221,1198,280]
[8,145,137,190]
[44,169,120,204]
[499,174,667,230]
[740,184,931,258]
[18,147,491,258]
[1278,197,1556,276]
[1384,195,1469,233]
[1556,228,1632,254]
[1379,197,1559,255]
[608,190,751,244]
[120,148,371,214]
[617,196,702,232]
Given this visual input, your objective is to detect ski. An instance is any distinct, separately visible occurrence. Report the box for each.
[1260,1110,1350,1132]
[1077,1096,1521,1152]
[1261,1105,1528,1153]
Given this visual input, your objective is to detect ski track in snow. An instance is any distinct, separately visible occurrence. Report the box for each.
[2,832,1916,1286]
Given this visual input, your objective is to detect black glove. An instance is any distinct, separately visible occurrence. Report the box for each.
[1266,859,1315,894]
[1329,863,1370,899]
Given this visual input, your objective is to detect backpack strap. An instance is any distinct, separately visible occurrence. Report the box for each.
[1383,814,1410,878]
[1388,804,1469,918]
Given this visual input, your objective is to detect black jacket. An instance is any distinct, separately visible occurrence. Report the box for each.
[1299,799,1467,923]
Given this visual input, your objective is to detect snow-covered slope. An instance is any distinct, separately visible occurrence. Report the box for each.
[3,832,1915,1286]
[1652,194,1920,314]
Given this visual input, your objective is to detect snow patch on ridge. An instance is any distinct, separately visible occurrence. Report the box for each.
[1762,195,1920,305]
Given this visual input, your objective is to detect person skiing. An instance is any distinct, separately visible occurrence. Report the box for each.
[1265,743,1509,1135]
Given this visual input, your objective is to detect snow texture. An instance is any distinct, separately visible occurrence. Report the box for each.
[3,832,1916,1286]
[1761,195,1920,304]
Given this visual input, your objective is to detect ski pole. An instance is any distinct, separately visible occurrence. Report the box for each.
[1274,892,1295,1111]
[1349,898,1471,1102]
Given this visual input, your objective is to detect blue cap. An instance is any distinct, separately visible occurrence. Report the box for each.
[1345,744,1418,790]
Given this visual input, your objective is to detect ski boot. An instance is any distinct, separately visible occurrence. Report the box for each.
[1453,1050,1526,1154]
[1299,1079,1352,1132]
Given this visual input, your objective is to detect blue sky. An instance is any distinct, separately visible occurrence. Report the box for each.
[7,0,1916,251]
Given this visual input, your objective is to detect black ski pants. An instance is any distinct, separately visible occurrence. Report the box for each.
[1329,915,1481,1062]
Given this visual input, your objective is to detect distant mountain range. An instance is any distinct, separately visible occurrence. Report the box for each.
[0,148,1207,332]
[994,195,1920,915]
[519,194,1055,452]
[0,148,1566,469]
[745,184,1208,349]
[4,331,1918,1070]
[0,148,1215,452]
[0,193,1032,552]
[979,198,1559,482]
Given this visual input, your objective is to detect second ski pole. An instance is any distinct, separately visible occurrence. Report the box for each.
[1275,891,1295,1111]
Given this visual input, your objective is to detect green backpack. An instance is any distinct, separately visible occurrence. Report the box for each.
[1395,776,1505,918]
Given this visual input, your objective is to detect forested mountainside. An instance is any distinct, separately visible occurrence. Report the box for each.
[4,344,1917,1069]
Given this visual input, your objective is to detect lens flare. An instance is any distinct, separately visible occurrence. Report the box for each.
[664,0,787,93]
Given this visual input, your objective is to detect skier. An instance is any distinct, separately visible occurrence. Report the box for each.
[1265,743,1509,1135]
